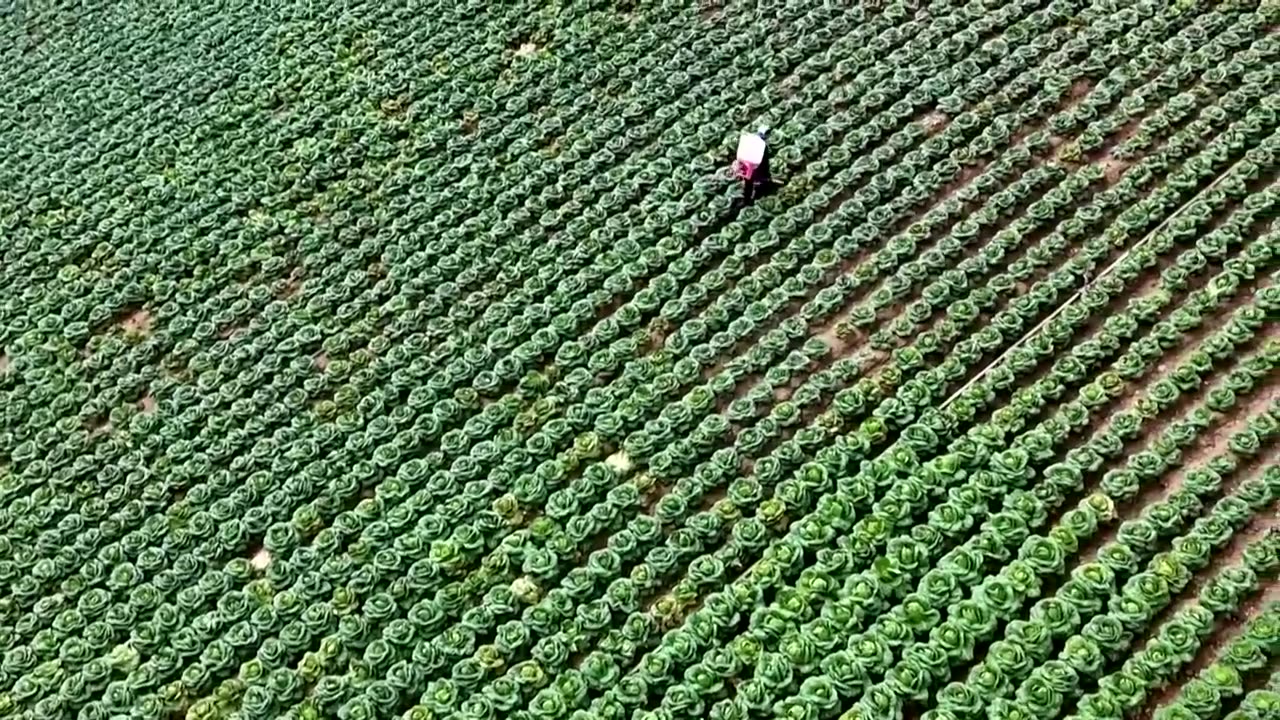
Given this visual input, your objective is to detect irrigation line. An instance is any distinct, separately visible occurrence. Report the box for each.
[939,157,1244,410]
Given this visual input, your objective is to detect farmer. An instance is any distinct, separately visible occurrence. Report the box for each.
[734,126,772,206]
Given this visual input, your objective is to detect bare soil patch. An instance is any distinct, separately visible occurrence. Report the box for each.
[120,309,153,337]
[84,416,111,438]
[1093,117,1144,161]
[921,110,950,135]
[0,353,8,374]
[138,393,157,414]
[1098,156,1130,185]
[700,482,731,514]
[955,162,984,186]
[277,267,304,299]
[645,318,669,352]
[814,321,854,354]
[698,0,724,21]
[1069,78,1094,103]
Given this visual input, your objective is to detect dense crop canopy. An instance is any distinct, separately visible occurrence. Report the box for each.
[0,1,1278,720]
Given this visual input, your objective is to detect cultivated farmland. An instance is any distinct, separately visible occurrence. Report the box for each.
[0,1,1277,720]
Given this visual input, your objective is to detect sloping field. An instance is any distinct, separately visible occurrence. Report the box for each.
[0,1,1278,720]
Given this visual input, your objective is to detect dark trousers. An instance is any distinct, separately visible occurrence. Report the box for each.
[741,176,771,205]
[742,155,771,205]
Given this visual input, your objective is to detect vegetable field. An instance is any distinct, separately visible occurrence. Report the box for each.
[1,0,1278,719]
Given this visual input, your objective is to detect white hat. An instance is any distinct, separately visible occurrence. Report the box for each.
[737,133,766,164]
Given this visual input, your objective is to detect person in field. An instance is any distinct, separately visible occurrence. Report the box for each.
[734,126,772,206]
